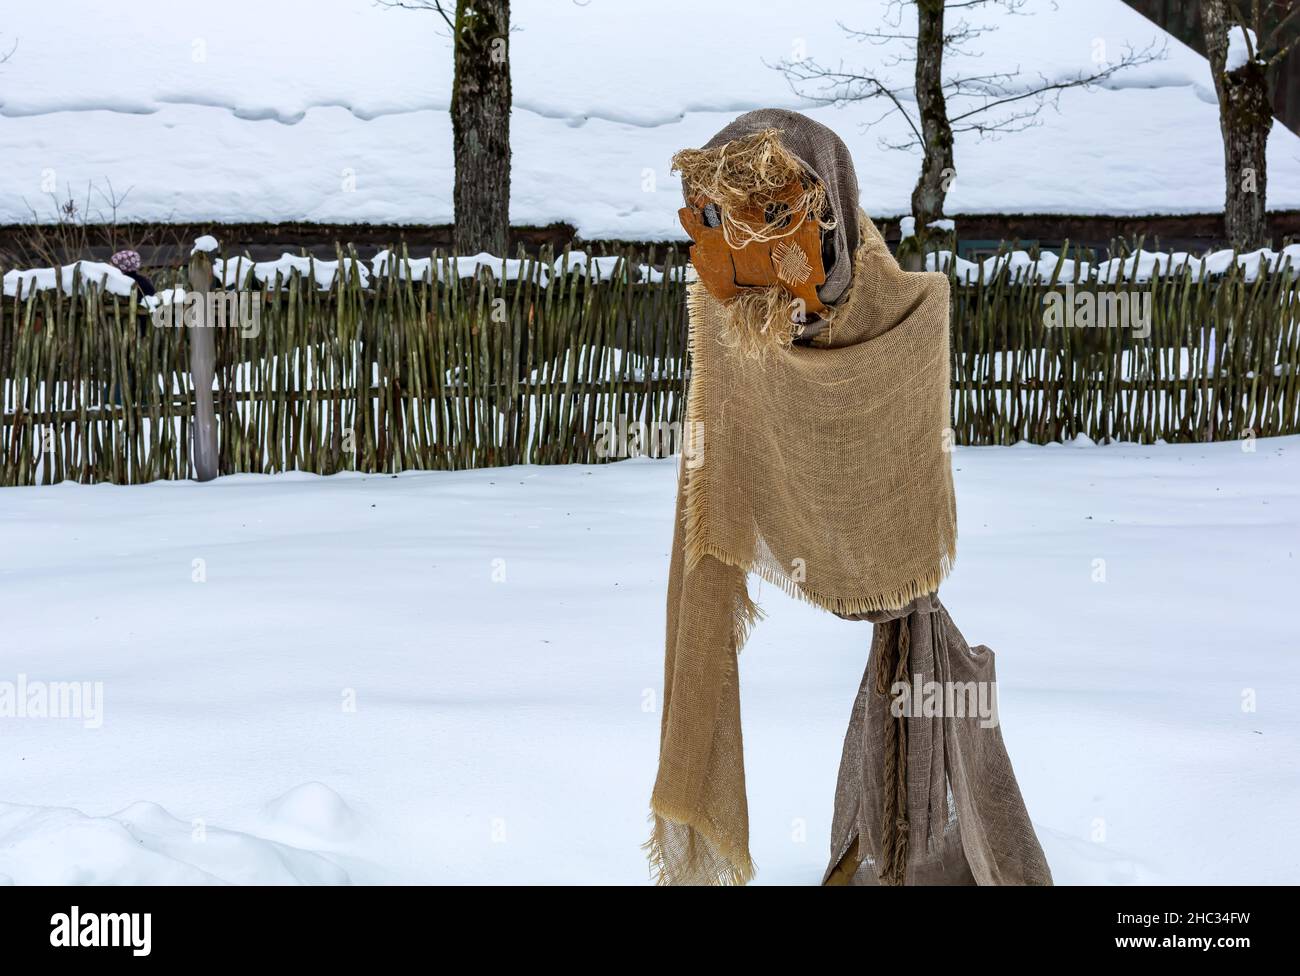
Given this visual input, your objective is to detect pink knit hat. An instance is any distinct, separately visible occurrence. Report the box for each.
[110,249,142,273]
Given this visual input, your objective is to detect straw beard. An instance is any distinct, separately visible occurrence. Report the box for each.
[716,283,814,360]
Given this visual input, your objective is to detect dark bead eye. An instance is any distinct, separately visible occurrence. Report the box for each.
[764,201,793,230]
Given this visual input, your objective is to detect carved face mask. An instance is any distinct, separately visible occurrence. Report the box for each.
[678,178,829,316]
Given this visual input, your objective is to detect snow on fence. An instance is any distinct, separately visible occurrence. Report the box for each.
[926,242,1300,285]
[2,244,1299,486]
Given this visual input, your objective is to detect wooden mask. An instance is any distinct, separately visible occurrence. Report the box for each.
[677,180,828,316]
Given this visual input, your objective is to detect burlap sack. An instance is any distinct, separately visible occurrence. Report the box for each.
[823,596,1052,886]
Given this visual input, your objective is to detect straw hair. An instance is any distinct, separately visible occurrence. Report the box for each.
[672,127,834,249]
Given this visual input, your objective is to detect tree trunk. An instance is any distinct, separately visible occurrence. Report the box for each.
[452,0,511,255]
[1203,0,1273,250]
[909,0,954,264]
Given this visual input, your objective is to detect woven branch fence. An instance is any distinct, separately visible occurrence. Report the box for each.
[2,245,1299,487]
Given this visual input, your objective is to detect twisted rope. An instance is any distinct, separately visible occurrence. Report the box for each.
[875,616,912,886]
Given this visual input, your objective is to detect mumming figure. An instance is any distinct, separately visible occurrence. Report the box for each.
[647,109,1052,886]
[104,249,156,407]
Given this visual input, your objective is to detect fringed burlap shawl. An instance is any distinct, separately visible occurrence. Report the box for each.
[646,214,958,885]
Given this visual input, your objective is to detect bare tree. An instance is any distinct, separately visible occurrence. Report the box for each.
[15,181,140,268]
[777,0,1163,253]
[1203,0,1299,249]
[379,1,512,254]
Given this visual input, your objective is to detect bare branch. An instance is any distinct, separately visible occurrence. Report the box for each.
[1263,1,1300,48]
[841,24,914,45]
[773,0,1165,165]
[772,56,924,145]
[945,0,1029,10]
[374,0,456,34]
[946,41,1165,129]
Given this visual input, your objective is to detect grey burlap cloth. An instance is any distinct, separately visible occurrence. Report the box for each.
[822,594,1053,885]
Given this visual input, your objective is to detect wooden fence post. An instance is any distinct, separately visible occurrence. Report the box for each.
[187,251,219,482]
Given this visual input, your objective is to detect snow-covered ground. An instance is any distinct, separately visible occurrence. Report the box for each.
[1,436,1297,885]
[4,0,1300,233]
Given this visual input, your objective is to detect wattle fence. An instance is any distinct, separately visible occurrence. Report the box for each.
[2,244,1299,487]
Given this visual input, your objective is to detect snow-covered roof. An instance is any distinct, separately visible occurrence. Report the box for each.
[3,0,1299,238]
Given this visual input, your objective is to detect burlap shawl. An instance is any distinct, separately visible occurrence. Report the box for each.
[647,200,958,883]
